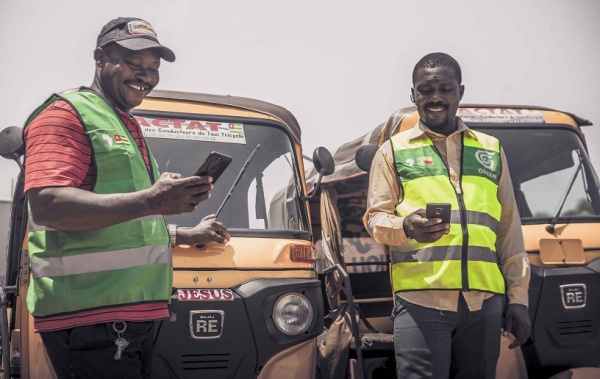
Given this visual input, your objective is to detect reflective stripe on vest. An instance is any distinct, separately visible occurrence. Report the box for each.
[25,91,172,317]
[30,245,170,278]
[390,127,505,294]
[28,214,165,232]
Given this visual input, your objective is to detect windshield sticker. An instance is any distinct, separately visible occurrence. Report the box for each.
[136,117,247,144]
[458,108,546,124]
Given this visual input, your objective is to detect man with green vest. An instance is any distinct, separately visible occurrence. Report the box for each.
[23,17,230,378]
[364,52,531,378]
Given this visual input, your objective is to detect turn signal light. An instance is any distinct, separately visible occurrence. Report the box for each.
[290,244,315,263]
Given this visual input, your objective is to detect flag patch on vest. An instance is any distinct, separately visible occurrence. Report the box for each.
[417,156,433,165]
[114,134,130,145]
[404,156,433,166]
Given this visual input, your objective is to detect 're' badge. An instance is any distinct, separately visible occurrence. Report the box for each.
[560,284,586,309]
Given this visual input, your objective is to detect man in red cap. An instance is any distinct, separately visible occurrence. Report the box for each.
[24,17,229,378]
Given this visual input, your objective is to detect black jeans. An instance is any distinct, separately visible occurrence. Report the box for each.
[40,321,156,379]
[392,294,504,379]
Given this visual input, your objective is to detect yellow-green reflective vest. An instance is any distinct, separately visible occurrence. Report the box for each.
[26,90,172,317]
[390,126,505,294]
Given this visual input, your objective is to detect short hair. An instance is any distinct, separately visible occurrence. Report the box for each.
[412,52,462,85]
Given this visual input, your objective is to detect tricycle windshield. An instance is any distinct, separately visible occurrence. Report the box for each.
[477,126,600,223]
[136,113,308,232]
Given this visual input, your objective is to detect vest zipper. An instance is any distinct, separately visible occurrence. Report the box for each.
[119,115,156,185]
[430,134,470,291]
[79,87,157,184]
[458,133,469,291]
[456,191,470,291]
[89,88,156,185]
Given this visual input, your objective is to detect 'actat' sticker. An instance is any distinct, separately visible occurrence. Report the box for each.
[137,117,246,144]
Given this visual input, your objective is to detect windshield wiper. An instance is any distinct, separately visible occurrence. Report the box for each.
[195,144,260,249]
[215,144,261,217]
[546,149,583,234]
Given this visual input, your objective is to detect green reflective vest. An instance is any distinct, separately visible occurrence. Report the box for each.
[390,126,505,294]
[26,90,172,317]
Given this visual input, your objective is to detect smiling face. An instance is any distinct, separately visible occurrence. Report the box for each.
[412,65,464,136]
[93,44,160,111]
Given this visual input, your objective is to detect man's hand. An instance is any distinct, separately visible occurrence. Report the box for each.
[146,172,214,215]
[27,173,216,232]
[178,214,231,246]
[403,209,450,243]
[503,303,531,349]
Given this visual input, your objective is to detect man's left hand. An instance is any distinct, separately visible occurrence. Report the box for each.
[503,303,531,349]
[178,214,231,246]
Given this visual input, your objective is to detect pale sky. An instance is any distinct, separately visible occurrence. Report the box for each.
[1,0,599,201]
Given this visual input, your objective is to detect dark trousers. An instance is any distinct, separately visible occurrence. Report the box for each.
[40,321,156,379]
[392,294,504,379]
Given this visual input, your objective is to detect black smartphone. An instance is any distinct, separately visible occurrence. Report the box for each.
[426,203,451,223]
[194,152,232,183]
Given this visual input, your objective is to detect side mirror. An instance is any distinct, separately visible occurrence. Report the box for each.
[355,144,379,173]
[306,147,334,200]
[0,126,25,172]
[312,147,335,176]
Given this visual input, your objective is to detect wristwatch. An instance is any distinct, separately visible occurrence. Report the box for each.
[167,224,177,247]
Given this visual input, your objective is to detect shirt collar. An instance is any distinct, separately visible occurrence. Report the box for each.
[408,117,478,141]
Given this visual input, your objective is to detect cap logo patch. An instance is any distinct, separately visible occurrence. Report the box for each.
[127,21,157,38]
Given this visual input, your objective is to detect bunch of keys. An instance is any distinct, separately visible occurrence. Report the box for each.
[113,321,129,360]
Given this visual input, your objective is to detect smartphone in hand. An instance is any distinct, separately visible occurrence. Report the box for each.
[426,203,451,223]
[194,152,232,183]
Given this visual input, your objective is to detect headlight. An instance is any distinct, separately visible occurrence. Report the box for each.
[272,293,313,335]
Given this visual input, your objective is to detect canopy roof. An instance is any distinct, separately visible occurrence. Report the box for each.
[307,104,591,189]
[144,89,303,143]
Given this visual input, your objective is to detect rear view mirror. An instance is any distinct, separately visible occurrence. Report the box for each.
[355,144,379,173]
[305,147,334,200]
[0,126,24,159]
[313,147,335,176]
[0,126,25,172]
